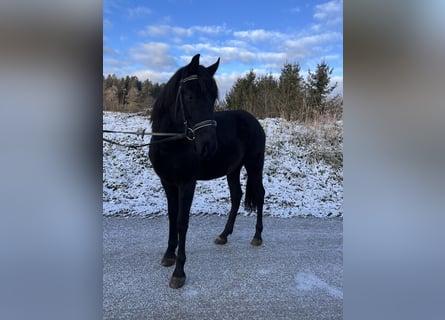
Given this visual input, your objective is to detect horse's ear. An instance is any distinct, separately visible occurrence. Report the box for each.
[206,57,220,76]
[188,54,200,74]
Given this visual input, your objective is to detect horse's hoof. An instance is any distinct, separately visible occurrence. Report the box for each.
[161,256,176,267]
[251,238,262,246]
[214,236,227,245]
[169,276,186,289]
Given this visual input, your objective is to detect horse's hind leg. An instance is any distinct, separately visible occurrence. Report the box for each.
[215,167,242,245]
[251,189,264,246]
[244,157,265,246]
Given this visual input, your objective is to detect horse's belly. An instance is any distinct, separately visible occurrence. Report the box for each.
[197,153,243,180]
[149,141,244,182]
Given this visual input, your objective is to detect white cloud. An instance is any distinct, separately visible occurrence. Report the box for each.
[231,28,342,64]
[129,42,177,70]
[234,29,285,42]
[225,39,252,49]
[103,36,119,56]
[215,72,245,98]
[104,58,121,67]
[314,0,342,22]
[180,43,249,62]
[104,19,112,30]
[132,70,172,84]
[103,46,119,56]
[140,24,230,38]
[326,15,342,27]
[284,32,342,57]
[311,24,322,33]
[192,25,229,35]
[180,42,213,53]
[140,25,191,37]
[323,54,341,61]
[127,6,151,17]
[257,52,287,62]
[180,42,288,67]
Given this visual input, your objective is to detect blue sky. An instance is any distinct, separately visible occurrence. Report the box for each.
[104,0,343,98]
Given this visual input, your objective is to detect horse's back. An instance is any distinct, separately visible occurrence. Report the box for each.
[215,110,265,145]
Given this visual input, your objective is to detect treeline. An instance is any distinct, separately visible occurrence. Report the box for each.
[103,75,165,113]
[222,60,342,121]
[103,60,342,121]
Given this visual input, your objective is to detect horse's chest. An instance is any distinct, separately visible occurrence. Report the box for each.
[150,148,197,182]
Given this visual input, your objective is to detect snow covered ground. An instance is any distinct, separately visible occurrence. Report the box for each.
[103,111,343,218]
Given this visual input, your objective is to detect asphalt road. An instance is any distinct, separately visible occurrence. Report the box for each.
[103,215,343,320]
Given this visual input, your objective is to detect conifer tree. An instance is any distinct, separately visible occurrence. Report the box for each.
[256,73,278,118]
[225,70,257,115]
[306,60,337,114]
[279,63,304,119]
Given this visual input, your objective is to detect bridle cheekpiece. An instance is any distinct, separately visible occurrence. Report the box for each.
[175,74,217,141]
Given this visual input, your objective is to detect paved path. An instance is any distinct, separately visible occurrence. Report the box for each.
[103,215,343,319]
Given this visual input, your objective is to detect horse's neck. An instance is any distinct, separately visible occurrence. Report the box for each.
[152,115,183,133]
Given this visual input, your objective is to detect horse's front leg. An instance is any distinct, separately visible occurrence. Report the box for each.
[170,180,196,289]
[160,180,178,267]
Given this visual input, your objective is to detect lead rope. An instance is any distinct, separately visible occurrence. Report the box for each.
[103,74,216,148]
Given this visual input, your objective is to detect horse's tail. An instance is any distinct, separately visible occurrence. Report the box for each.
[242,111,266,213]
[244,173,265,212]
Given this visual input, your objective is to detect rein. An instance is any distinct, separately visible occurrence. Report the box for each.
[103,74,217,149]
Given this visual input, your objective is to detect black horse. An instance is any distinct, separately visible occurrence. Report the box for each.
[149,54,265,289]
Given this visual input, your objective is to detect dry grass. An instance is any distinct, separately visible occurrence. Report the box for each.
[261,115,343,173]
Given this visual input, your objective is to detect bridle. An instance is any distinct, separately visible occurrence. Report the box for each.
[102,74,217,148]
[173,74,217,142]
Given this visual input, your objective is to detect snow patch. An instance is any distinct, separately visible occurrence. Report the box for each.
[103,112,343,218]
[294,272,343,299]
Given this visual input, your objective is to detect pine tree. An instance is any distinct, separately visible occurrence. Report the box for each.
[225,70,257,115]
[150,83,164,99]
[306,60,337,114]
[256,73,278,118]
[279,63,304,119]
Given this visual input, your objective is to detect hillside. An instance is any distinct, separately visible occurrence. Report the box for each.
[103,112,343,218]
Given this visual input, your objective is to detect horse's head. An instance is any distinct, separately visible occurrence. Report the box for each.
[177,54,220,159]
[151,54,220,159]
